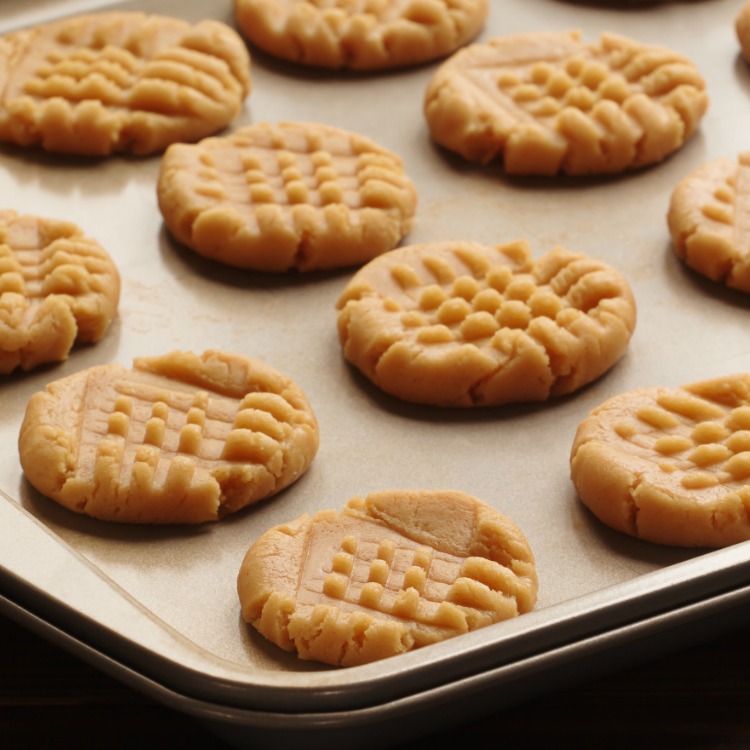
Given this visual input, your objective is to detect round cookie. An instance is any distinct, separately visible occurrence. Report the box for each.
[18,350,319,524]
[667,152,750,293]
[335,239,637,407]
[233,0,488,71]
[237,489,538,667]
[157,121,418,272]
[0,210,120,375]
[423,30,708,176]
[570,374,750,548]
[0,12,251,156]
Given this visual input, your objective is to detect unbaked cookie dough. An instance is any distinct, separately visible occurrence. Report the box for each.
[0,210,120,374]
[233,0,488,70]
[157,121,417,272]
[571,373,750,547]
[424,30,708,176]
[237,489,538,666]
[336,239,637,406]
[0,12,252,155]
[667,151,750,293]
[19,350,320,524]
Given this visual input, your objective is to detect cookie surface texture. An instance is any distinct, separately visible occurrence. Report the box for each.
[0,12,251,155]
[157,121,418,271]
[18,350,319,524]
[233,0,488,71]
[423,30,708,176]
[237,489,538,666]
[336,240,636,406]
[0,210,120,374]
[571,374,750,547]
[667,152,750,293]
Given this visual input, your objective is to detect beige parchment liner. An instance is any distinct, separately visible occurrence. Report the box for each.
[1,0,749,677]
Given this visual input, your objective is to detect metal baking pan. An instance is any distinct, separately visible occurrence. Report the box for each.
[2,0,750,745]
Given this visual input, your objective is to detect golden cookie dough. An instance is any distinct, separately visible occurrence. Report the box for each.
[233,0,488,71]
[0,12,251,156]
[0,210,120,374]
[424,30,708,176]
[737,0,750,63]
[667,151,750,293]
[18,350,319,524]
[571,374,750,547]
[157,121,418,272]
[237,489,538,666]
[336,239,637,407]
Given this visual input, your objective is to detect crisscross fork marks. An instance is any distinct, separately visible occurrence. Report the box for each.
[614,392,750,491]
[0,211,119,373]
[191,133,406,213]
[26,47,138,106]
[26,46,238,115]
[238,145,362,209]
[300,523,521,628]
[0,13,251,156]
[157,121,417,271]
[384,243,627,348]
[0,235,112,301]
[494,40,689,122]
[78,372,297,491]
[667,153,750,292]
[425,31,706,174]
[15,12,246,116]
[495,57,621,121]
[336,239,635,405]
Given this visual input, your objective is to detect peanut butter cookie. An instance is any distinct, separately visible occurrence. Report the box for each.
[667,151,750,293]
[237,489,537,666]
[157,121,417,271]
[571,374,750,547]
[19,350,319,524]
[0,210,119,374]
[0,12,251,155]
[233,0,488,71]
[336,240,636,406]
[424,30,708,175]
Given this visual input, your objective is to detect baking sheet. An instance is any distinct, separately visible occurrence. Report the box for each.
[2,0,750,723]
